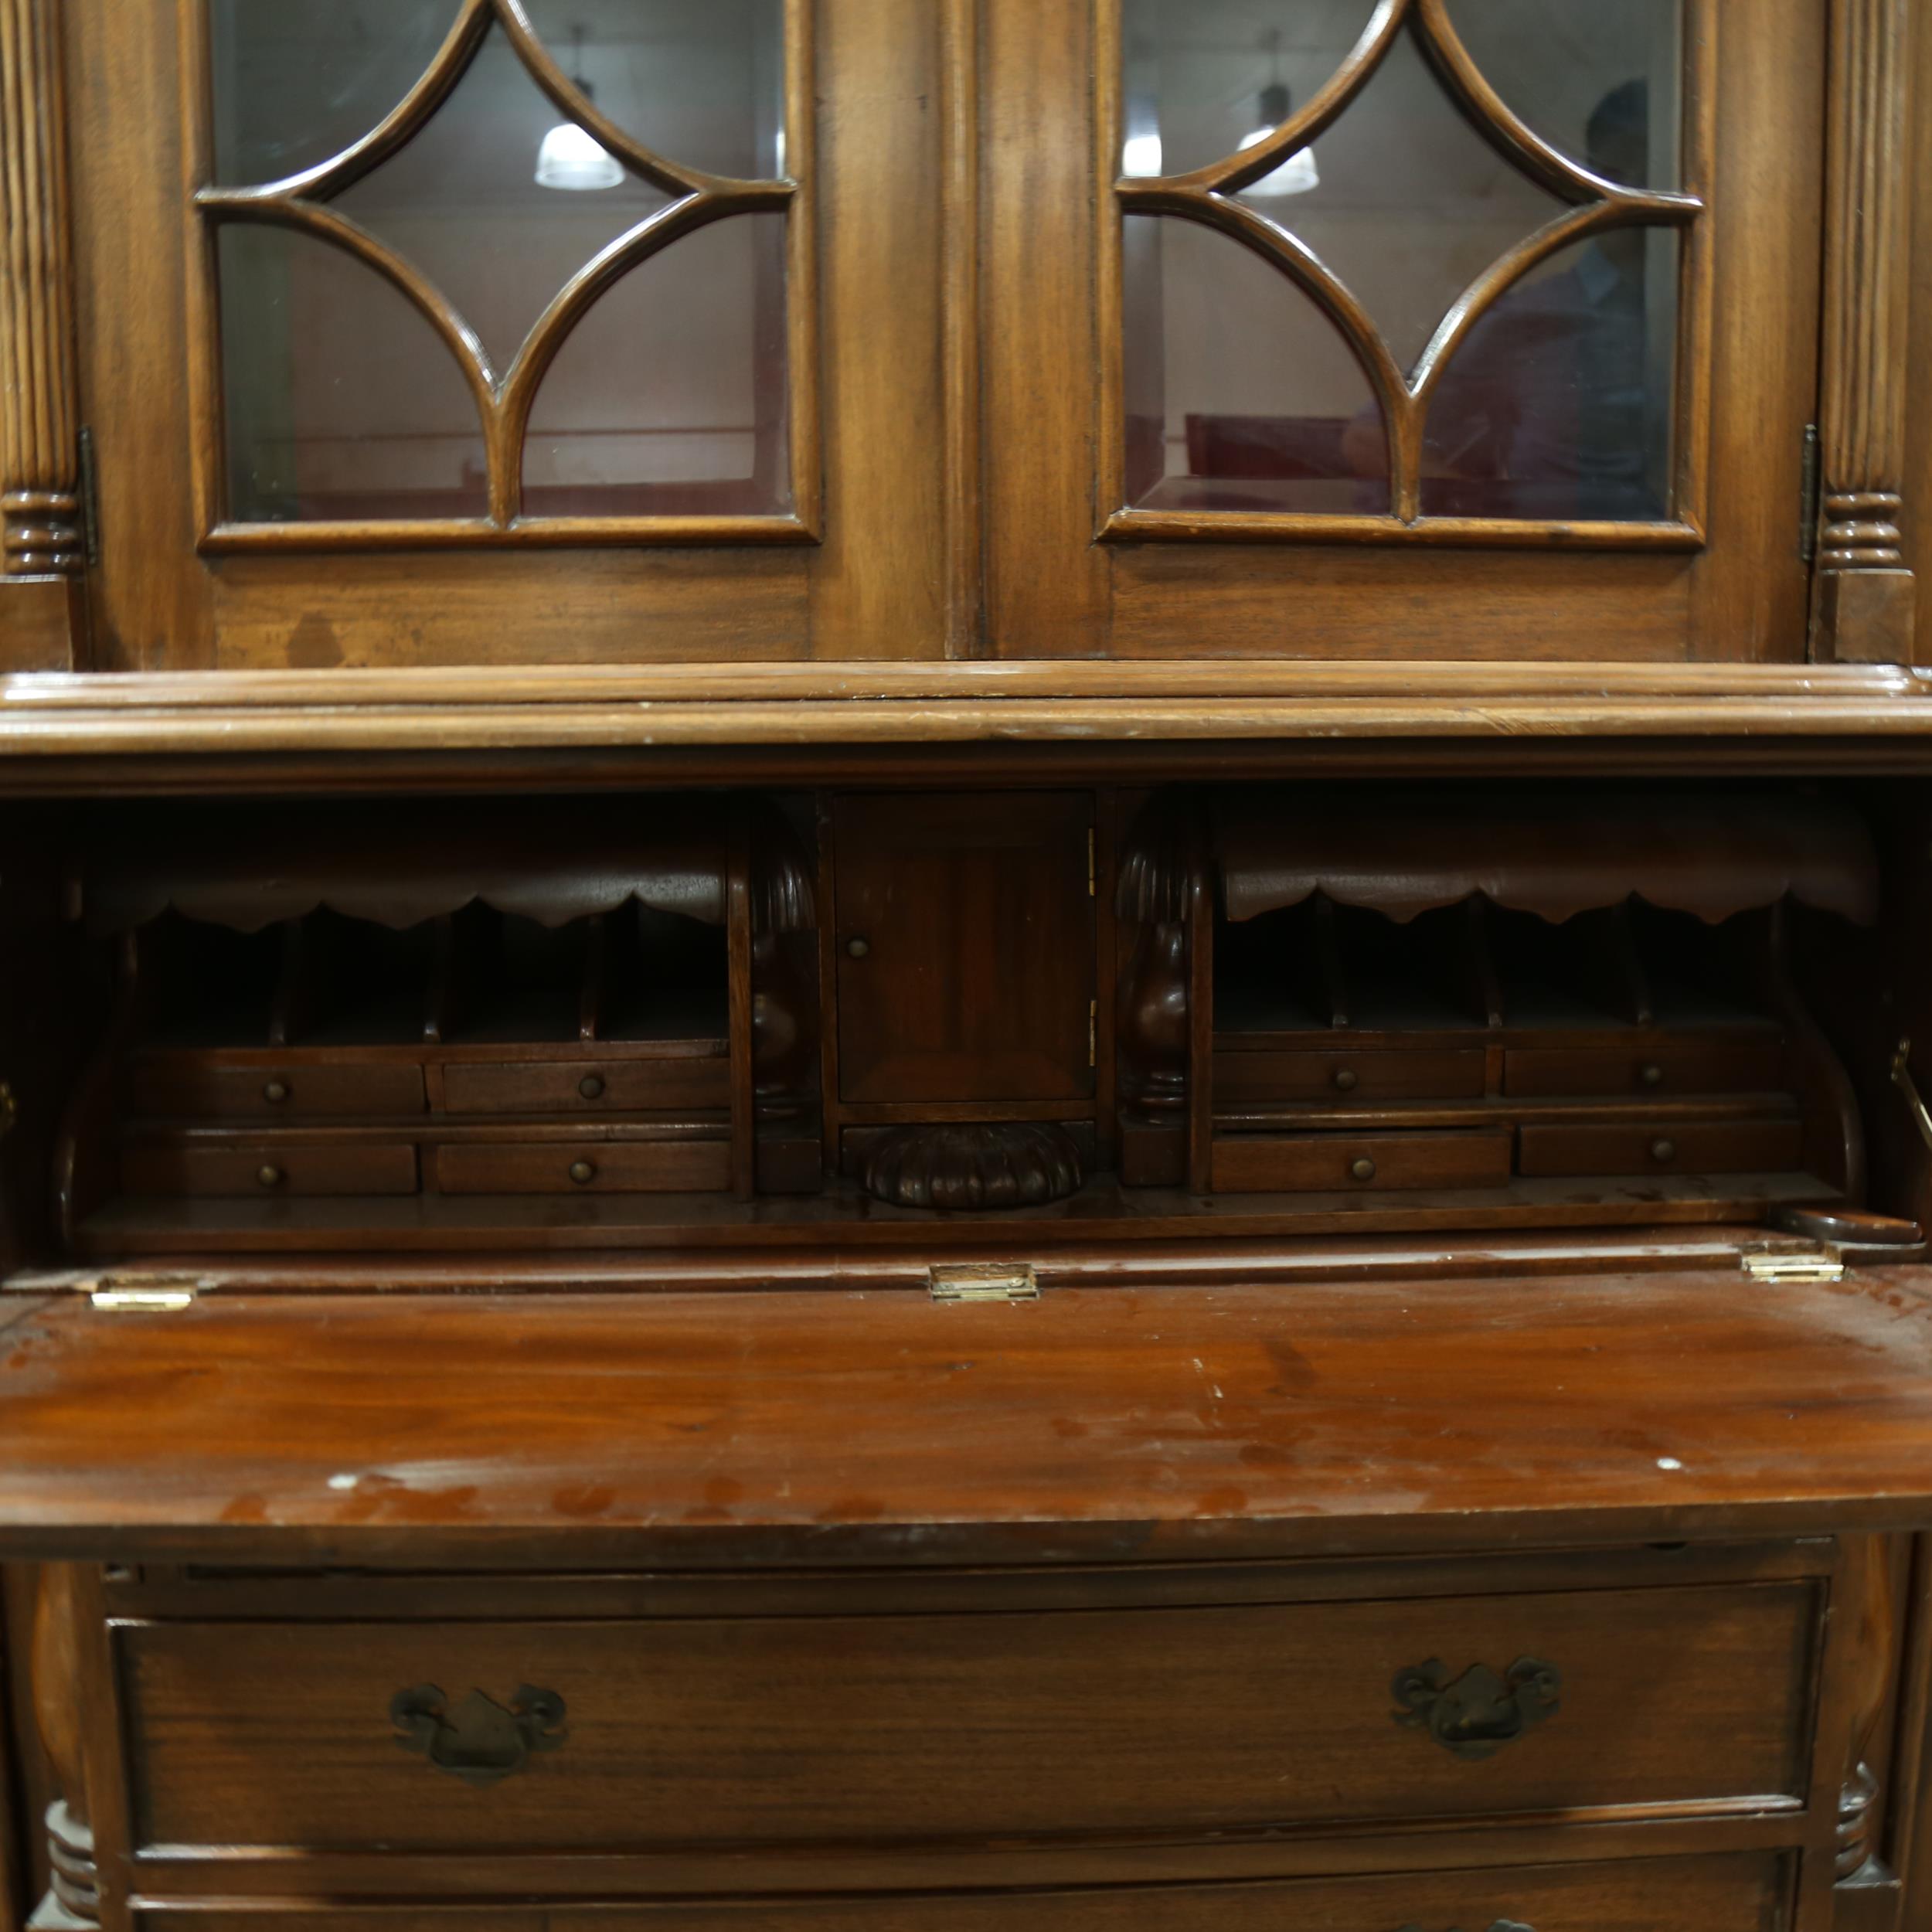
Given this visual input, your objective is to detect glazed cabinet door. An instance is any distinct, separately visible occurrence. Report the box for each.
[981,0,1828,663]
[66,0,948,668]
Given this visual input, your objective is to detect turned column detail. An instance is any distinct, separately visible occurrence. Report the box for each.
[1813,0,1916,664]
[1835,1536,1900,1886]
[29,1567,97,1932]
[0,0,81,580]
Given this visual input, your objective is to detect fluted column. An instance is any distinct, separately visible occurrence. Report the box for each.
[1812,0,1917,663]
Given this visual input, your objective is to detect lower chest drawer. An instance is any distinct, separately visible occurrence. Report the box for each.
[130,1852,1791,1932]
[118,1581,1817,1852]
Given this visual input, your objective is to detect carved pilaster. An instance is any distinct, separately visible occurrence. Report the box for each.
[1835,1537,1900,1889]
[27,1570,95,1932]
[0,0,81,576]
[1813,0,1917,664]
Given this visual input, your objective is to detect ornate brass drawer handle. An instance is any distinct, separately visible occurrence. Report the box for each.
[1392,1657,1561,1760]
[389,1683,567,1787]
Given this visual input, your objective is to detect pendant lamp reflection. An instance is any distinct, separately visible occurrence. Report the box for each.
[536,26,624,191]
[1240,61,1320,198]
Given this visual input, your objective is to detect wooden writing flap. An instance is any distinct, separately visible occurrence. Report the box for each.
[1,1267,1930,1565]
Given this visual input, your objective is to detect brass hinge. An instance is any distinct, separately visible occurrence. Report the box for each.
[1742,1246,1845,1284]
[1089,998,1097,1068]
[1087,826,1097,897]
[90,1286,198,1313]
[1798,421,1821,566]
[77,425,102,570]
[87,1272,202,1312]
[928,1262,1040,1304]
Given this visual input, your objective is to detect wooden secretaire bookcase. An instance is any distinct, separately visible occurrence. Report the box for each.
[3,5,1932,1932]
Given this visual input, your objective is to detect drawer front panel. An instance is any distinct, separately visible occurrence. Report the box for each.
[129,1852,1790,1932]
[122,1583,1815,1852]
[121,1143,420,1197]
[442,1060,730,1116]
[1518,1119,1804,1179]
[129,1060,427,1121]
[1216,1049,1488,1102]
[1504,1044,1786,1099]
[434,1141,732,1194]
[1213,1129,1513,1193]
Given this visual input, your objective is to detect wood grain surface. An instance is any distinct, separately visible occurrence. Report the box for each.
[1,1270,1930,1564]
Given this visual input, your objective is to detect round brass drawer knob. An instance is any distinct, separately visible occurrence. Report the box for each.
[1640,1063,1665,1087]
[1332,1068,1359,1093]
[262,1079,291,1104]
[578,1073,607,1100]
[846,937,870,959]
[1350,1156,1377,1182]
[569,1159,597,1185]
[1650,1138,1677,1164]
[256,1164,284,1189]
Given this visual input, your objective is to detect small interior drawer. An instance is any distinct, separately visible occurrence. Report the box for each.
[434,1139,732,1194]
[442,1057,730,1115]
[1215,1047,1487,1102]
[1518,1118,1804,1178]
[1504,1043,1786,1098]
[126,1851,1791,1932]
[121,1141,420,1197]
[117,1582,1816,1853]
[128,1057,427,1121]
[1212,1128,1512,1193]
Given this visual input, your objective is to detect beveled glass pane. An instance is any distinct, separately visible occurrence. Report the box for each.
[1447,0,1683,191]
[217,225,487,524]
[335,26,674,372]
[209,0,460,188]
[519,0,787,179]
[1419,228,1680,521]
[523,213,792,519]
[1233,29,1563,374]
[1122,214,1389,516]
[1119,0,1379,182]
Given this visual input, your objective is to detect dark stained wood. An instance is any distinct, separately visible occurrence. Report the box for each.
[833,792,1096,1106]
[1212,1128,1513,1193]
[2,1270,1932,1564]
[113,1854,1792,1932]
[120,1582,1815,1852]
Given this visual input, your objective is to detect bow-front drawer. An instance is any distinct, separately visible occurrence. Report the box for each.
[119,1580,1818,1854]
[128,1851,1790,1932]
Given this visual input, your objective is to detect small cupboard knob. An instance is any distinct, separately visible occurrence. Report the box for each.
[262,1078,291,1104]
[846,937,870,959]
[1332,1068,1359,1092]
[569,1160,597,1185]
[1650,1138,1677,1164]
[578,1073,607,1100]
[1639,1063,1665,1087]
[256,1164,284,1189]
[1350,1157,1377,1182]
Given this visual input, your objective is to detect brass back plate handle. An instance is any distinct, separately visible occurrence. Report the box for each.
[391,1684,567,1786]
[1392,1657,1561,1760]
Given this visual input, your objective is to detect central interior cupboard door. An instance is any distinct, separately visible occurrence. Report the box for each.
[980,0,1827,663]
[70,0,948,668]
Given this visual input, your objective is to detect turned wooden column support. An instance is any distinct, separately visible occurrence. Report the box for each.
[1812,0,1917,665]
[1836,1537,1900,1888]
[29,1568,97,1932]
